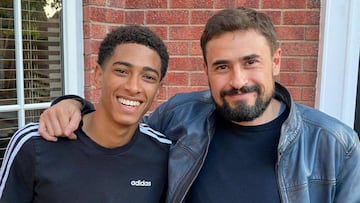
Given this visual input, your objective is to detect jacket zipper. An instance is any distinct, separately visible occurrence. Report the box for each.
[275,151,285,203]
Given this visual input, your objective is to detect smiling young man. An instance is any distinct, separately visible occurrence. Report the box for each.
[0,25,170,202]
[37,7,360,203]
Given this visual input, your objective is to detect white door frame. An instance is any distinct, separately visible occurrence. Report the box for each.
[316,0,360,128]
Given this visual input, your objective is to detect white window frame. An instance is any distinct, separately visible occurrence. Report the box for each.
[316,0,360,128]
[0,0,84,127]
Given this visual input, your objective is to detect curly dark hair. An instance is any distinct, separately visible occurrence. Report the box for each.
[97,25,169,80]
[200,7,277,64]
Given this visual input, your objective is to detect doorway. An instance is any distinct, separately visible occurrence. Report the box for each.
[354,56,360,134]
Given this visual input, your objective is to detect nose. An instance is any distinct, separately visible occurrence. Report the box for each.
[124,74,141,94]
[230,66,248,89]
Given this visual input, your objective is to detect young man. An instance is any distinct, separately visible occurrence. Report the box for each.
[38,7,360,203]
[0,25,171,202]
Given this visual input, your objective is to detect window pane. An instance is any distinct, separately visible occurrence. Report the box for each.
[0,111,17,162]
[0,0,64,161]
[0,108,45,163]
[22,0,63,104]
[0,1,16,105]
[25,108,44,123]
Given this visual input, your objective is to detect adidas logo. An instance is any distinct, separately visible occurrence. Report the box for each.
[130,180,152,187]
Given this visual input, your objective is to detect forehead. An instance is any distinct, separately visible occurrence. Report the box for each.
[109,43,161,70]
[205,30,271,63]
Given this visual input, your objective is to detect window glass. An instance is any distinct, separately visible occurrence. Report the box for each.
[0,0,63,162]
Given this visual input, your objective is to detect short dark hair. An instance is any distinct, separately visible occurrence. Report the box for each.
[200,7,277,64]
[97,25,169,80]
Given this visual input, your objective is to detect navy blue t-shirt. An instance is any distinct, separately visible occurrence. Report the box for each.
[0,122,171,203]
[186,108,288,202]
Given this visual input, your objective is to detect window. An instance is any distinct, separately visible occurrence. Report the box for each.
[0,0,83,160]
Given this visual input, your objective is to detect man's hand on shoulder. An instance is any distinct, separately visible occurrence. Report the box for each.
[38,99,82,141]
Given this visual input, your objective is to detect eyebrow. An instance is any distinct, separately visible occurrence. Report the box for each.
[113,61,160,77]
[242,54,260,61]
[211,54,261,67]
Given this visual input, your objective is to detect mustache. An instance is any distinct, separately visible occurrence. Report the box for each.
[220,85,261,97]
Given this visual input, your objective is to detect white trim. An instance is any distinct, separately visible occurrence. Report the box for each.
[316,0,360,128]
[13,0,25,127]
[63,1,84,96]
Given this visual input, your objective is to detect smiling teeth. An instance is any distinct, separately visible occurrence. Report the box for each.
[118,98,140,107]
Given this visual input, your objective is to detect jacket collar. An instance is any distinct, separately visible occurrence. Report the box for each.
[274,82,302,153]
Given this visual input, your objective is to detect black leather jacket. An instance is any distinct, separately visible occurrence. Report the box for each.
[144,82,360,203]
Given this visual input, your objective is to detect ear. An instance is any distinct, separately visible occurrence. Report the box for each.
[155,81,164,98]
[272,48,282,76]
[94,64,104,89]
[202,62,209,76]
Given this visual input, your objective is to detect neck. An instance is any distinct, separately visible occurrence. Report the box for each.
[82,111,138,149]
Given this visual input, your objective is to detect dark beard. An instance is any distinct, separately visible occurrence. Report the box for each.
[216,85,273,122]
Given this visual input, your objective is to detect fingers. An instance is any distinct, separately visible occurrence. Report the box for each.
[38,99,83,141]
[64,110,81,140]
[38,116,58,142]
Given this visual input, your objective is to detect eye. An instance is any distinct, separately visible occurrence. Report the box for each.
[215,64,229,72]
[115,68,128,76]
[143,73,159,83]
[246,58,258,66]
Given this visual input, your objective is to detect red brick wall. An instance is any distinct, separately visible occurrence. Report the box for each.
[82,0,320,110]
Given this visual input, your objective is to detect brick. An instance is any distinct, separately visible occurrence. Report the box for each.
[305,26,319,40]
[191,10,215,24]
[166,41,189,55]
[302,87,315,101]
[262,0,306,9]
[280,72,317,86]
[280,57,302,72]
[125,11,145,24]
[286,87,301,100]
[281,42,319,56]
[83,0,107,6]
[82,6,91,22]
[156,86,167,100]
[262,11,281,25]
[83,39,102,55]
[171,0,213,8]
[170,26,203,40]
[303,58,318,72]
[164,72,189,85]
[125,0,167,8]
[83,23,107,39]
[190,72,208,86]
[105,9,125,24]
[169,57,204,71]
[283,11,320,25]
[85,70,96,87]
[215,0,259,8]
[84,7,125,23]
[84,55,98,71]
[109,0,126,8]
[190,41,202,56]
[306,0,321,9]
[147,10,189,24]
[276,26,305,40]
[85,6,107,22]
[148,26,168,40]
